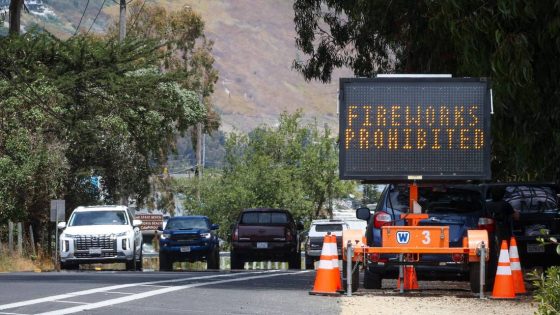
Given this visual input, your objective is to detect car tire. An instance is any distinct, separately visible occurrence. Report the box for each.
[159,252,173,271]
[342,260,359,292]
[60,262,78,270]
[230,251,244,270]
[363,268,382,289]
[207,248,220,270]
[288,252,301,270]
[305,255,315,270]
[136,248,143,271]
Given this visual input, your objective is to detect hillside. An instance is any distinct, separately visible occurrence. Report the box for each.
[5,0,351,132]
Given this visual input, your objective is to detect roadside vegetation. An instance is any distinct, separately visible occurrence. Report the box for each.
[174,111,356,242]
[0,3,215,260]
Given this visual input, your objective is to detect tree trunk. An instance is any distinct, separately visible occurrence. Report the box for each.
[9,0,23,35]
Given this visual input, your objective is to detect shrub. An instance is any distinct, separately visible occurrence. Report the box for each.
[533,266,560,315]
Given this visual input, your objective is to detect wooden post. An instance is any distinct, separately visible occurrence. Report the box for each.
[8,221,13,253]
[17,222,23,255]
[29,225,36,256]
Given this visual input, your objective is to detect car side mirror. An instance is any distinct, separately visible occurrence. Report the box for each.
[157,225,163,231]
[296,222,304,230]
[356,207,371,221]
[57,222,66,229]
[133,219,143,227]
[211,224,219,230]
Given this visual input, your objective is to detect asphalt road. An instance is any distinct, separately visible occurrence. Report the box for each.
[0,270,340,315]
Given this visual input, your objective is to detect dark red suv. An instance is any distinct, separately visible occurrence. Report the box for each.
[230,208,303,269]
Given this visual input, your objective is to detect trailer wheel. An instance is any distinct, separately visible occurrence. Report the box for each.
[469,262,482,293]
[342,261,359,292]
[363,268,382,289]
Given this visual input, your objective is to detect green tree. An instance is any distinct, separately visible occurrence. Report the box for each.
[293,1,560,182]
[0,30,205,223]
[176,111,355,241]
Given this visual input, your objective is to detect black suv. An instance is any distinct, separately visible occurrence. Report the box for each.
[230,208,303,269]
[482,183,560,268]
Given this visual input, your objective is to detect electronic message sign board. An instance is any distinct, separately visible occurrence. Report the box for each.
[339,77,491,181]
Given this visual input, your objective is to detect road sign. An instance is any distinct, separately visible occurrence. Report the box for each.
[136,213,163,231]
[339,77,491,181]
[50,200,65,222]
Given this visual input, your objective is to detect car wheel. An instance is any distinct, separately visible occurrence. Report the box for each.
[288,252,301,270]
[230,251,244,270]
[342,260,359,292]
[159,252,173,271]
[136,248,143,271]
[60,262,78,270]
[305,255,315,270]
[207,248,220,270]
[363,268,382,289]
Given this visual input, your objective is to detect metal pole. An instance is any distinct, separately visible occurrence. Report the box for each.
[479,241,486,299]
[346,241,353,297]
[399,254,404,293]
[55,216,59,271]
[118,0,126,42]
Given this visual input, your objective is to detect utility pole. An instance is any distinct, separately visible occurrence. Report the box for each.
[8,0,23,35]
[196,122,203,179]
[119,0,126,42]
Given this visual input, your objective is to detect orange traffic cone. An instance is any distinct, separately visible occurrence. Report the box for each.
[509,237,527,294]
[397,265,419,290]
[310,234,342,295]
[491,240,516,299]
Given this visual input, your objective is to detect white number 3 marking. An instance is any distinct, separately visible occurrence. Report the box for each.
[422,231,431,244]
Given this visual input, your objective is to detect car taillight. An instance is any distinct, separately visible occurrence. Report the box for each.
[374,211,392,229]
[452,253,464,263]
[369,253,380,262]
[478,217,495,233]
[232,227,239,241]
[286,229,293,241]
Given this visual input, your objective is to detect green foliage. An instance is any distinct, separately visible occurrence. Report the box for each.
[533,266,560,315]
[293,0,560,182]
[175,112,355,240]
[0,29,206,221]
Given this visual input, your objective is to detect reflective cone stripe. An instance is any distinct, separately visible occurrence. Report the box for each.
[310,234,342,295]
[509,237,527,294]
[492,240,516,299]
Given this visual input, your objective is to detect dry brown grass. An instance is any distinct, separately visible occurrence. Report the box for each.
[0,245,54,272]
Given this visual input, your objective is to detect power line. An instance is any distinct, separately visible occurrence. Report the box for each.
[86,0,107,34]
[74,0,91,36]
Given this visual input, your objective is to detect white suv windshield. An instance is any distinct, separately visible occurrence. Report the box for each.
[69,211,129,226]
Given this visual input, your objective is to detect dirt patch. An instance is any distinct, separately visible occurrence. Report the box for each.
[341,292,536,315]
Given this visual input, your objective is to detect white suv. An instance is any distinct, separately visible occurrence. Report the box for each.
[304,219,349,269]
[58,205,143,271]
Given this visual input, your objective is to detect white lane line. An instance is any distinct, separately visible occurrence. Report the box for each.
[137,284,171,288]
[105,292,135,295]
[0,271,279,311]
[52,301,88,305]
[0,312,29,315]
[38,271,310,315]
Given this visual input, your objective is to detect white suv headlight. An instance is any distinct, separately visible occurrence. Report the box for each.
[161,233,171,239]
[201,233,211,239]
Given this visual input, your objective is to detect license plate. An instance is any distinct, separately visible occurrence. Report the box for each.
[89,248,102,255]
[256,242,268,249]
[527,243,545,253]
[180,246,191,253]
